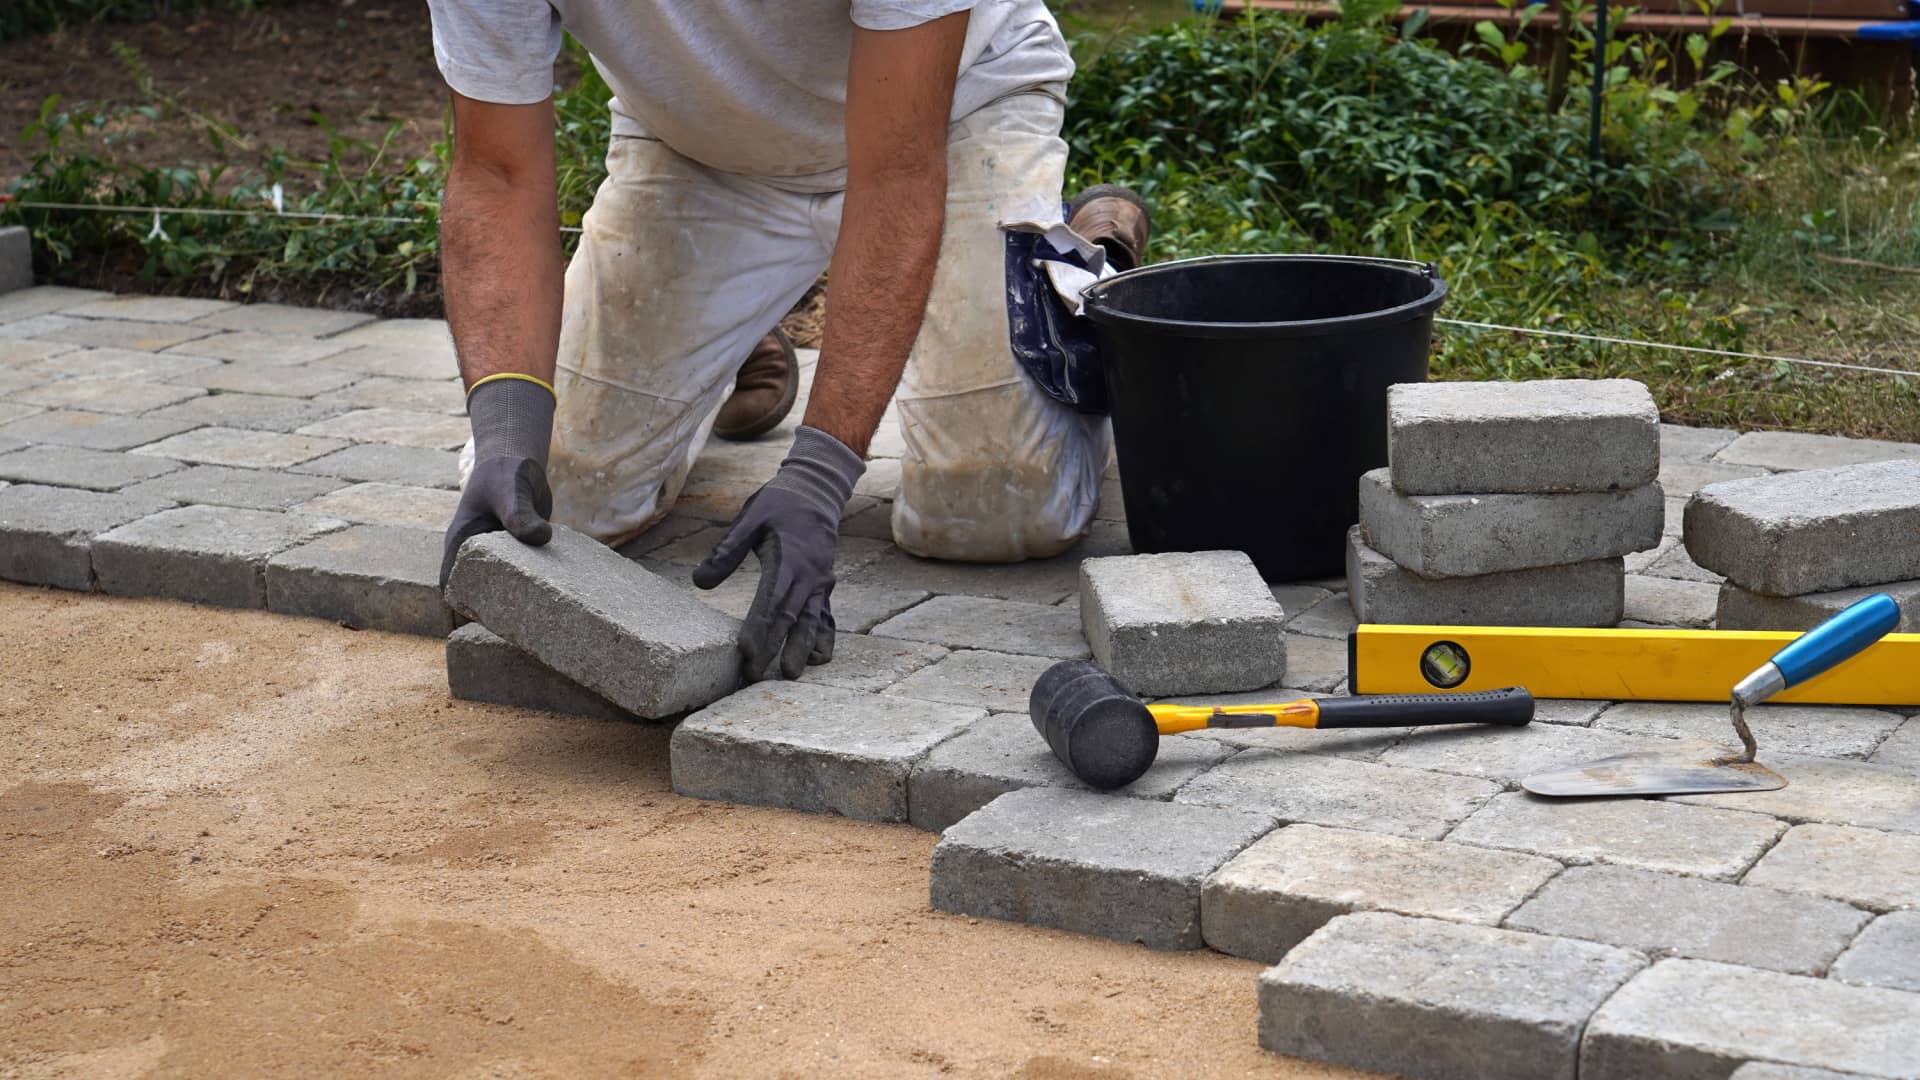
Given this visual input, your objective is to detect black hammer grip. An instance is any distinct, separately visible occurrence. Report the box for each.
[1312,686,1534,729]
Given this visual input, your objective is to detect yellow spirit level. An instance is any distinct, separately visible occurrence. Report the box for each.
[1348,624,1920,706]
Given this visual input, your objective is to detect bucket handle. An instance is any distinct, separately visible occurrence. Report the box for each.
[1148,253,1437,277]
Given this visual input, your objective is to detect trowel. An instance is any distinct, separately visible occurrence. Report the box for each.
[1522,593,1902,798]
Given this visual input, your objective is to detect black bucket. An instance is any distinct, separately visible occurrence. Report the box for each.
[1081,255,1446,582]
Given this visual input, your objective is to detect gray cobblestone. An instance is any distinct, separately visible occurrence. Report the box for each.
[141,391,350,433]
[0,338,79,366]
[1595,703,1904,760]
[0,445,181,491]
[445,526,742,718]
[293,482,459,530]
[872,595,1089,658]
[1359,469,1663,577]
[1380,722,1668,788]
[883,648,1054,712]
[929,786,1276,949]
[265,524,450,636]
[1622,574,1719,628]
[1203,825,1561,963]
[905,711,1234,832]
[1871,718,1920,774]
[1831,911,1920,993]
[64,295,236,323]
[0,225,30,294]
[1675,754,1920,835]
[1280,634,1348,693]
[1581,958,1920,1080]
[1660,423,1738,461]
[1717,578,1920,633]
[1283,592,1358,639]
[1640,542,1724,584]
[1261,912,1645,1080]
[1744,823,1920,911]
[444,623,630,721]
[1387,378,1660,495]
[1348,527,1625,627]
[120,465,346,511]
[325,317,455,354]
[794,634,947,693]
[1175,751,1499,839]
[1449,791,1785,878]
[14,376,205,414]
[1655,458,1768,497]
[190,303,377,338]
[295,407,471,449]
[92,504,344,608]
[38,318,218,352]
[1717,429,1920,471]
[290,443,461,489]
[692,573,929,634]
[171,359,362,398]
[1270,583,1332,620]
[672,680,983,821]
[1080,550,1286,696]
[165,330,356,365]
[321,345,458,381]
[1685,461,1920,596]
[1505,864,1867,974]
[0,409,201,451]
[26,346,220,383]
[0,286,109,322]
[0,484,175,589]
[316,375,466,415]
[132,426,345,469]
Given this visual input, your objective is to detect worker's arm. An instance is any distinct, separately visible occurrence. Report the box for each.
[438,92,565,585]
[693,14,969,679]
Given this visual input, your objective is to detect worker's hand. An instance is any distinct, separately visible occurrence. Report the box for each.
[693,426,865,681]
[440,375,556,586]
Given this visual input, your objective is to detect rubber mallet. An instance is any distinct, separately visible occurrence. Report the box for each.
[1028,659,1535,790]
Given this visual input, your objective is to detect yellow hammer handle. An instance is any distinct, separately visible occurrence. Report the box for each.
[1148,699,1321,735]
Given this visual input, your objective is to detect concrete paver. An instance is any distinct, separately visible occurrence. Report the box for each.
[1358,468,1663,577]
[265,523,451,636]
[132,427,346,469]
[871,595,1090,659]
[1079,550,1286,695]
[444,623,631,721]
[0,483,176,589]
[1174,751,1500,840]
[1830,910,1920,993]
[1684,461,1920,596]
[1386,378,1659,495]
[1448,790,1785,879]
[0,445,182,491]
[92,504,345,608]
[1742,823,1920,910]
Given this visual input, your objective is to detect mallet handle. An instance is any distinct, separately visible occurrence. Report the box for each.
[1151,687,1534,734]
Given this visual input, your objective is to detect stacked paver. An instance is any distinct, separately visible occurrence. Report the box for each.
[1348,379,1665,626]
[1688,460,1920,633]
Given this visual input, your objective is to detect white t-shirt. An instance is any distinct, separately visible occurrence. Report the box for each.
[426,0,1075,191]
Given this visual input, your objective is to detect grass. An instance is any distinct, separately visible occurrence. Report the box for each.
[2,2,1917,438]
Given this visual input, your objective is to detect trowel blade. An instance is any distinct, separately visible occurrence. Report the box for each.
[1521,750,1787,798]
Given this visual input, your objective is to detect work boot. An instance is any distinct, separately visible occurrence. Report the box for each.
[715,326,799,441]
[1067,184,1152,272]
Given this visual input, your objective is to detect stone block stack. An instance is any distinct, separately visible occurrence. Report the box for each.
[1688,459,1920,632]
[1347,379,1665,626]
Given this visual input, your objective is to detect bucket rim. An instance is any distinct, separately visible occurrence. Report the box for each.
[1081,253,1448,339]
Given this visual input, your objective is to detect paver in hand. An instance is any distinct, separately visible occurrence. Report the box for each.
[1386,378,1659,495]
[0,483,175,590]
[672,680,983,822]
[1203,824,1560,963]
[929,786,1276,950]
[1581,958,1920,1080]
[1259,911,1645,1080]
[444,526,743,718]
[266,523,451,636]
[1078,550,1286,696]
[1358,469,1663,577]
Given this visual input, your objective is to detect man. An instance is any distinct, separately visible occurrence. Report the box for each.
[430,1,1148,681]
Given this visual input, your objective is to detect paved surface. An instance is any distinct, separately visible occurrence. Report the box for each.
[3,286,1918,1078]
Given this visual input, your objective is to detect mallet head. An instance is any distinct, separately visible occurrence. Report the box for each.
[1028,660,1159,790]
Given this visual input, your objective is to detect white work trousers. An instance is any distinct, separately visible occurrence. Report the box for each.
[545,91,1111,561]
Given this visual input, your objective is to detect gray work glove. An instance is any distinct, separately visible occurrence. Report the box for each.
[693,425,865,681]
[440,376,556,586]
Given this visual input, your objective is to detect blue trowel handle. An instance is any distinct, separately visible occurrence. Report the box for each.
[1770,593,1901,687]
